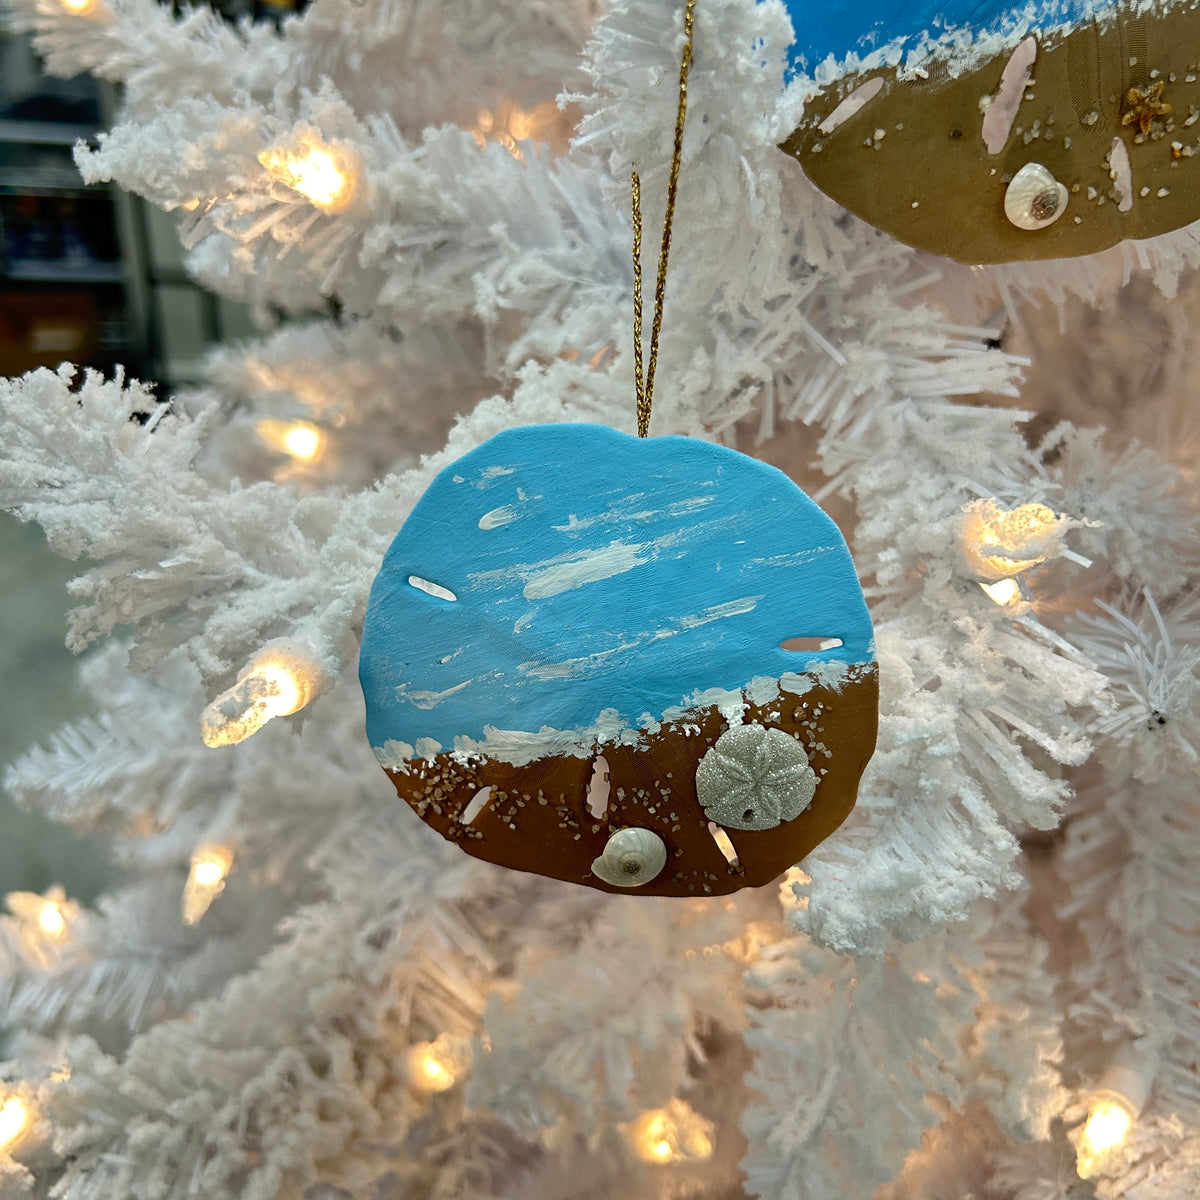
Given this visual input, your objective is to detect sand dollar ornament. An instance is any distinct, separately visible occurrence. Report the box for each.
[696,724,817,832]
[779,0,1200,262]
[359,424,879,896]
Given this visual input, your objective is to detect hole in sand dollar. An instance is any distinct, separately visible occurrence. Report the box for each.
[707,822,739,866]
[461,786,491,824]
[818,76,885,135]
[982,36,1037,154]
[586,755,610,820]
[780,636,843,652]
[408,575,458,602]
[1108,137,1133,213]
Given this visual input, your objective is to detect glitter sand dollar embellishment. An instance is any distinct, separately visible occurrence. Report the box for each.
[359,423,879,897]
[695,724,817,832]
[779,0,1200,263]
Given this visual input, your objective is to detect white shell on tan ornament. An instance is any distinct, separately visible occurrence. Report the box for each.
[1004,162,1068,230]
[590,827,667,888]
[695,723,817,832]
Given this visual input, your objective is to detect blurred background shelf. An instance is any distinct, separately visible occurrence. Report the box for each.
[0,26,255,388]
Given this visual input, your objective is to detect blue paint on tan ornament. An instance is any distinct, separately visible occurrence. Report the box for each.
[781,0,1101,70]
[360,424,879,896]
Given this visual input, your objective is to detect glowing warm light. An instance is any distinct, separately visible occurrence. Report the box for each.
[258,138,357,212]
[60,0,99,14]
[959,498,1063,581]
[5,888,78,962]
[0,1097,29,1152]
[283,424,322,460]
[182,843,234,926]
[470,98,572,161]
[403,1035,473,1093]
[625,1099,715,1165]
[979,578,1023,606]
[1083,1099,1133,1153]
[1073,1044,1158,1179]
[38,901,67,938]
[257,419,326,463]
[1075,1096,1134,1178]
[200,651,317,748]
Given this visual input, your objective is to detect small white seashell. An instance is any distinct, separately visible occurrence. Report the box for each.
[1004,162,1068,230]
[695,723,817,831]
[590,827,667,888]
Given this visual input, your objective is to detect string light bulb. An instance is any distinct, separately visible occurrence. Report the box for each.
[979,577,1024,607]
[258,134,358,212]
[402,1034,473,1093]
[1074,1043,1159,1179]
[182,843,234,926]
[959,498,1067,581]
[0,1096,30,1153]
[38,899,67,939]
[624,1099,715,1165]
[200,648,318,748]
[256,419,326,463]
[5,887,79,966]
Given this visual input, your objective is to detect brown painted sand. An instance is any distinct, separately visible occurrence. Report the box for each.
[383,665,879,896]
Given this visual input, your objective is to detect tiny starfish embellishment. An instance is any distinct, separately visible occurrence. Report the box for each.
[1122,80,1171,136]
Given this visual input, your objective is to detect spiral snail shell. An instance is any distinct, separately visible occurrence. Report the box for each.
[1003,163,1068,231]
[590,827,667,888]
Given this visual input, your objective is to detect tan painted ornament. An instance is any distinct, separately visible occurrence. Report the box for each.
[781,5,1200,263]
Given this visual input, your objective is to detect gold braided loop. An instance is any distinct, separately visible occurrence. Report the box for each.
[633,0,697,438]
[632,171,646,421]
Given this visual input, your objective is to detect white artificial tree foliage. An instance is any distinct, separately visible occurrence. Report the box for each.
[0,0,1197,1197]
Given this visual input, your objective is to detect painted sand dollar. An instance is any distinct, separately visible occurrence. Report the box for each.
[359,424,878,896]
[780,0,1200,263]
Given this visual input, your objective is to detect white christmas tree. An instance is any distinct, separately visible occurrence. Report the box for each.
[0,0,1198,1197]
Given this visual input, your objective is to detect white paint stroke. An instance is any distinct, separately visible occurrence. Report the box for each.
[748,545,838,570]
[450,708,643,767]
[519,596,764,680]
[396,678,474,709]
[667,494,717,516]
[552,500,654,532]
[982,37,1037,154]
[1109,137,1133,212]
[522,540,649,599]
[520,642,636,681]
[479,504,520,530]
[677,595,763,629]
[818,76,885,135]
[472,514,749,600]
[375,738,415,769]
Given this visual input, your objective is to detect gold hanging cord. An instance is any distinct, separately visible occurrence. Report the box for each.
[633,0,697,438]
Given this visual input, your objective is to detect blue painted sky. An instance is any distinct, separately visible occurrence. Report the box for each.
[781,0,1106,70]
[360,425,873,757]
